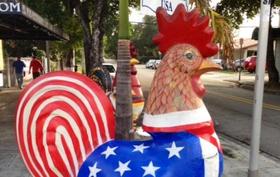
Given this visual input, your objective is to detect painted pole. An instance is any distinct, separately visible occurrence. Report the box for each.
[239,38,243,81]
[116,0,133,140]
[119,0,129,39]
[248,0,271,177]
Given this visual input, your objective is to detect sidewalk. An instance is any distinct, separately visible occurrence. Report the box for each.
[1,85,280,176]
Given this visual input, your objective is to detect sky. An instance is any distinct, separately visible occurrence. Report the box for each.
[129,1,280,39]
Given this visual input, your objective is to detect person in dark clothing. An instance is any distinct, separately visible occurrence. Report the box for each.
[13,57,26,89]
[29,56,43,79]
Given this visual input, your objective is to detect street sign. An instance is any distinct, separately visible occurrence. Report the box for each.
[0,1,21,14]
[141,0,187,14]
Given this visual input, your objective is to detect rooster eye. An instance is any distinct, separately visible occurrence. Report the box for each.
[184,51,195,60]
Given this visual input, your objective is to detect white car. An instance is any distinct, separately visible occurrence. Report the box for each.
[152,60,161,69]
[210,58,225,69]
[102,63,116,80]
[145,59,156,68]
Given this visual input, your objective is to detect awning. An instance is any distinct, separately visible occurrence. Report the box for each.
[0,1,69,40]
[252,27,280,40]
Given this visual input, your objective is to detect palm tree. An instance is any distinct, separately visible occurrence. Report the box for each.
[115,0,133,140]
[189,0,234,62]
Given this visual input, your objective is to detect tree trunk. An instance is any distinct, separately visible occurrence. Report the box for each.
[267,21,279,84]
[84,38,94,75]
[115,40,133,140]
[64,48,74,71]
[90,0,105,67]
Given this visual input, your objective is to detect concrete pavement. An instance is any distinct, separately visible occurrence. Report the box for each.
[0,73,280,176]
[0,88,31,177]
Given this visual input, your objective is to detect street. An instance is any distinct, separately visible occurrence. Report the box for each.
[136,65,280,160]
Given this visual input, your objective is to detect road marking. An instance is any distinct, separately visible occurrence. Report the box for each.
[207,90,280,111]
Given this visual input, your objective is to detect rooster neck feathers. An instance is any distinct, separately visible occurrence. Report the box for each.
[146,44,205,115]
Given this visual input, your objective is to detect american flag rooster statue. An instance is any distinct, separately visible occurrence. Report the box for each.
[15,4,223,177]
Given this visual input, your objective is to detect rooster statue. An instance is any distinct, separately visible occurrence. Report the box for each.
[15,4,223,177]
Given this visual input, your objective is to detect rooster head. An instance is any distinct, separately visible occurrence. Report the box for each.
[153,4,221,98]
[144,4,221,124]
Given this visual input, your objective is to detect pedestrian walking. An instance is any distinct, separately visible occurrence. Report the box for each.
[13,57,26,89]
[29,56,43,79]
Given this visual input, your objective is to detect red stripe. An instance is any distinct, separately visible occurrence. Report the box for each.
[47,123,70,177]
[143,120,222,152]
[61,136,76,176]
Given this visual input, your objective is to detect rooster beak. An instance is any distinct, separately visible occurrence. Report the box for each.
[195,59,222,75]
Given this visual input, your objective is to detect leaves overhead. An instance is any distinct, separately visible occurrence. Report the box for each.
[216,0,260,28]
[20,0,139,69]
[131,15,159,63]
[190,0,234,61]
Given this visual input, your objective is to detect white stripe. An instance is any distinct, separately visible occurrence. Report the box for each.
[41,109,86,160]
[56,126,77,177]
[26,88,92,176]
[45,138,63,177]
[31,100,86,177]
[27,85,102,148]
[16,76,109,176]
[29,94,97,175]
[143,105,211,128]
[42,115,79,177]
[212,133,221,149]
[199,138,220,177]
[51,108,87,160]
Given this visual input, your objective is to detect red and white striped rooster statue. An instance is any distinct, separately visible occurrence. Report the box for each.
[16,4,223,177]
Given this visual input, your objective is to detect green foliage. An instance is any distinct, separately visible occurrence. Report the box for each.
[24,0,83,53]
[216,0,260,28]
[130,15,159,63]
[18,0,140,66]
[4,40,45,57]
[191,0,234,60]
[104,32,118,59]
[32,47,46,59]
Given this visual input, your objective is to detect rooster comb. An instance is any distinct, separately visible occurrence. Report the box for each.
[153,4,218,57]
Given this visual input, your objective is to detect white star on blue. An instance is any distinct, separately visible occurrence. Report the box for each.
[78,132,223,177]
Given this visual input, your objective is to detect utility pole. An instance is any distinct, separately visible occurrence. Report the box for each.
[248,0,271,176]
[239,38,243,81]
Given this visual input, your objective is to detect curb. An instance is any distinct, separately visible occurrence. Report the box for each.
[225,79,280,95]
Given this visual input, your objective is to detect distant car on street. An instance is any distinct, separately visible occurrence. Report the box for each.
[244,56,257,73]
[102,63,116,80]
[145,59,156,69]
[233,59,245,71]
[210,58,225,69]
[151,60,161,69]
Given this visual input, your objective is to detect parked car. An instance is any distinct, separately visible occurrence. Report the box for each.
[145,59,156,68]
[210,58,225,69]
[244,56,257,73]
[102,63,116,79]
[233,59,245,71]
[151,60,161,69]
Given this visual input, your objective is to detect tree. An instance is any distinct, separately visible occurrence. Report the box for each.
[68,0,138,75]
[115,0,133,140]
[216,0,280,84]
[23,0,138,74]
[131,15,159,63]
[189,0,234,62]
[23,0,83,71]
